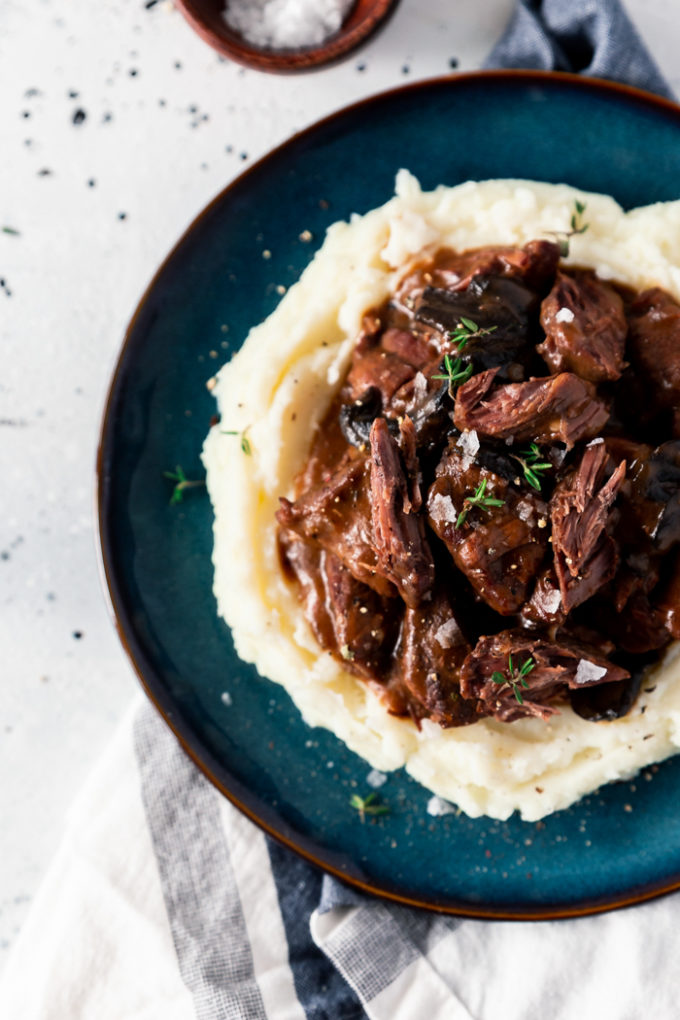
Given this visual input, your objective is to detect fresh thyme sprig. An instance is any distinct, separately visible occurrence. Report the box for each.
[455,478,506,529]
[553,199,589,257]
[221,427,252,456]
[163,465,206,505]
[449,317,497,351]
[2,226,20,236]
[432,354,474,391]
[511,442,553,492]
[491,654,536,705]
[350,792,390,823]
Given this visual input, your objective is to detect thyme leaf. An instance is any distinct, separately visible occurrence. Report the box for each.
[552,199,590,257]
[448,318,497,352]
[221,427,252,455]
[432,354,474,390]
[163,465,205,505]
[350,792,390,822]
[511,442,553,492]
[455,478,506,529]
[490,654,536,704]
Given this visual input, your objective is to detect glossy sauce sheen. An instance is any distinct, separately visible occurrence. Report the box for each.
[276,242,680,727]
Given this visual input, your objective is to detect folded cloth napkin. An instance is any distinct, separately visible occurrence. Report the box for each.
[485,0,674,98]
[2,4,678,1018]
[3,700,680,1020]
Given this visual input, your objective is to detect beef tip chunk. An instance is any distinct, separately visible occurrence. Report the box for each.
[427,441,548,615]
[586,589,672,654]
[570,656,648,722]
[655,553,680,639]
[606,437,680,554]
[413,274,539,380]
[369,417,435,607]
[345,320,436,406]
[454,368,609,449]
[278,531,401,679]
[460,630,629,723]
[628,287,680,436]
[538,270,627,382]
[395,240,560,311]
[396,586,482,727]
[320,551,402,678]
[550,442,626,613]
[277,449,394,597]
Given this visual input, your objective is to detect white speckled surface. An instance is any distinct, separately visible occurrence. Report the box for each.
[0,0,678,971]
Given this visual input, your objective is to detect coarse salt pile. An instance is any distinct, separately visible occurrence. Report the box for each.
[224,0,355,50]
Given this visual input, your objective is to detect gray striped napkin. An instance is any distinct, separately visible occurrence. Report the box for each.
[1,3,678,1018]
[3,700,680,1020]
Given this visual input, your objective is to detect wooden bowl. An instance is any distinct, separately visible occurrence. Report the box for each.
[174,0,402,73]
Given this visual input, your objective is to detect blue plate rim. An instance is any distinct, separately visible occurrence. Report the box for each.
[97,69,680,920]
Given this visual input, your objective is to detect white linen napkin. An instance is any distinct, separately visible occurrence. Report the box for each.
[2,699,680,1020]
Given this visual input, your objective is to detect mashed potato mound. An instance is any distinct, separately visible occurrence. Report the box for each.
[203,173,680,821]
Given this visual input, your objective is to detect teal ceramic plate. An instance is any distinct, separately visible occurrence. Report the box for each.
[98,72,680,918]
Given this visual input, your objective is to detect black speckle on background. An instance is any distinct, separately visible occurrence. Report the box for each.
[129,68,138,77]
[225,144,233,153]
[68,89,79,98]
[356,63,366,72]
[37,167,52,176]
[188,104,197,114]
[145,0,160,8]
[402,64,410,74]
[23,138,32,146]
[0,278,12,297]
[158,98,166,107]
[46,592,56,601]
[24,87,41,98]
[240,152,248,161]
[449,56,459,68]
[72,630,83,640]
[87,178,96,187]
[102,111,113,123]
[174,60,182,70]
[0,551,9,561]
[21,110,30,119]
[118,211,127,220]
[72,107,87,125]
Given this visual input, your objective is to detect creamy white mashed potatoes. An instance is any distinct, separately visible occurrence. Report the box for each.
[203,173,680,822]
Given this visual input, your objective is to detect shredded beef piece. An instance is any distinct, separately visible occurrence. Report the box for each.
[396,586,482,727]
[369,417,435,607]
[460,630,629,722]
[427,442,547,615]
[628,288,680,437]
[278,531,401,678]
[277,450,395,597]
[538,270,627,382]
[397,415,422,512]
[454,369,609,448]
[550,444,626,612]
